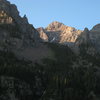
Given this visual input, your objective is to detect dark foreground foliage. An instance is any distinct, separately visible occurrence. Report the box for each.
[0,43,100,100]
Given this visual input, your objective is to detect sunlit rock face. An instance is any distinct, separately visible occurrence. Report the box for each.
[37,21,82,48]
[0,10,13,24]
[37,27,48,42]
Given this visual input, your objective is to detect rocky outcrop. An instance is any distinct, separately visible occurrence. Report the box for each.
[37,21,82,47]
[0,0,41,51]
[38,22,100,55]
[75,28,96,55]
[0,0,55,63]
[90,24,100,52]
[37,27,48,42]
[91,24,100,32]
[75,26,100,56]
[0,10,13,24]
[75,28,90,45]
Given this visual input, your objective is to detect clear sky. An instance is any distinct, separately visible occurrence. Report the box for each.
[8,0,100,30]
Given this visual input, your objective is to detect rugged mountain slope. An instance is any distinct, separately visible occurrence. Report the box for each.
[75,24,100,56]
[38,22,100,56]
[90,24,100,51]
[37,21,82,46]
[0,0,55,62]
[0,0,41,49]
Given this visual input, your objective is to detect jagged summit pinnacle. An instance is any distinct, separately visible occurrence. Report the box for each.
[49,21,64,25]
[46,21,64,30]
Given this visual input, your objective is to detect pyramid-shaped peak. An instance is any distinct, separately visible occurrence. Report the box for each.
[50,21,64,25]
[48,21,64,27]
[46,21,65,30]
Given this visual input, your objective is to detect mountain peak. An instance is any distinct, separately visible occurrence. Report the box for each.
[49,21,64,25]
[46,21,64,30]
[91,24,100,32]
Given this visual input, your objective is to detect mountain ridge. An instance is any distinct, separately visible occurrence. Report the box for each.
[37,21,82,45]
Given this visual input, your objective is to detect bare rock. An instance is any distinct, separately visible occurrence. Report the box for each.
[0,0,41,51]
[37,27,48,42]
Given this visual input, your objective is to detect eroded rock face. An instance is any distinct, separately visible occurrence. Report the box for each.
[75,26,100,55]
[0,10,13,24]
[0,0,40,51]
[89,25,100,53]
[37,27,48,42]
[75,28,90,45]
[0,0,55,63]
[37,21,82,47]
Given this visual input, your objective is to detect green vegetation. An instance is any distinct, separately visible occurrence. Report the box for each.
[0,43,100,100]
[0,51,47,100]
[79,43,100,66]
[39,43,99,100]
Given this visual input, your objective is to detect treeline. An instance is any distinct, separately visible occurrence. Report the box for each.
[40,43,100,100]
[0,42,100,100]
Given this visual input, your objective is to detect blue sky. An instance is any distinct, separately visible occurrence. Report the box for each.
[8,0,100,30]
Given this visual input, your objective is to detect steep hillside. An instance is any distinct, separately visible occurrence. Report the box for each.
[75,25,100,56]
[0,0,55,62]
[0,0,41,50]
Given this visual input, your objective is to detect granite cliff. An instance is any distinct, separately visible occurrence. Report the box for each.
[0,0,54,62]
[37,21,82,47]
[0,0,41,51]
[75,25,100,55]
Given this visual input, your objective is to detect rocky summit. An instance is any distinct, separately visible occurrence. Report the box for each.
[37,21,100,55]
[37,21,82,46]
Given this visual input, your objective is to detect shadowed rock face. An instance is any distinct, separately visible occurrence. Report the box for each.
[0,0,41,50]
[0,0,55,62]
[75,28,90,45]
[75,25,100,55]
[91,24,100,32]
